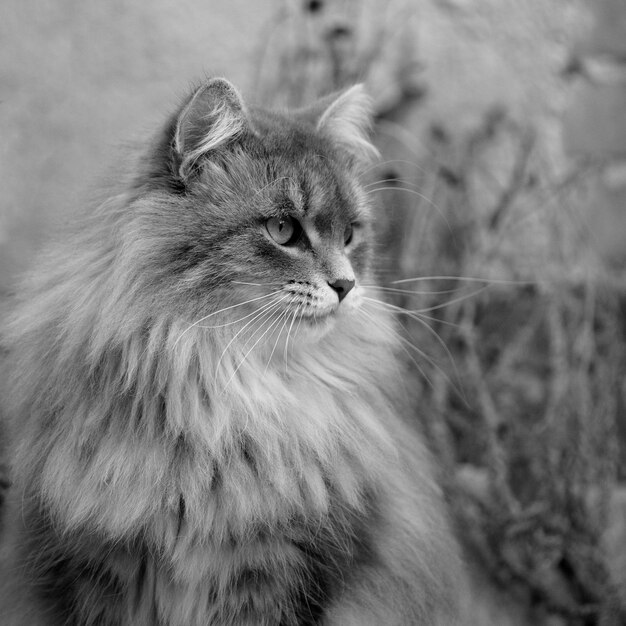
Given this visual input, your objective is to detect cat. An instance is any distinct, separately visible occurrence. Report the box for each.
[0,78,462,625]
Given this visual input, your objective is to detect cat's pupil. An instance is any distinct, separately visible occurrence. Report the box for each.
[266,216,297,245]
[344,223,353,246]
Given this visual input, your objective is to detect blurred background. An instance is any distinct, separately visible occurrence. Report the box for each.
[1,0,625,623]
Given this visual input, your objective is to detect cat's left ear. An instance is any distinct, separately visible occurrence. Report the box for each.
[316,85,379,167]
[174,78,248,181]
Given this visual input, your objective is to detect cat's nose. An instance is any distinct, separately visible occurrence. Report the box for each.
[328,278,355,303]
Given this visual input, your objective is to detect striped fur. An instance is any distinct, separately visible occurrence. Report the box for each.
[0,79,462,625]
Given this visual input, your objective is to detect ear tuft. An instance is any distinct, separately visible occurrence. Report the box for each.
[174,78,247,180]
[316,85,379,165]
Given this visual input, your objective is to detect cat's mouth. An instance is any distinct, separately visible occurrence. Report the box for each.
[279,281,357,329]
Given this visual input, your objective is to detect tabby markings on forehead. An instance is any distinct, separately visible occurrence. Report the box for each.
[257,178,305,221]
[283,177,305,214]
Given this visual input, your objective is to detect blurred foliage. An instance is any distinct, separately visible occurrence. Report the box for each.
[384,120,626,623]
[258,1,626,624]
[378,56,626,626]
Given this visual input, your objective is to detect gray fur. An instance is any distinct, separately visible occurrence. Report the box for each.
[0,79,462,625]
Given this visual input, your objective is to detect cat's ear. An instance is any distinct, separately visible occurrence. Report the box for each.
[174,78,248,180]
[316,85,379,166]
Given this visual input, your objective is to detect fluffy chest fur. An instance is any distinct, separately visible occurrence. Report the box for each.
[17,312,401,626]
[29,306,399,531]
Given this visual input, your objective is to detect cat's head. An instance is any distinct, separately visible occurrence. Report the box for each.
[127,78,379,350]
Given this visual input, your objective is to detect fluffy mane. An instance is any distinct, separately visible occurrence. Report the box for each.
[0,79,461,626]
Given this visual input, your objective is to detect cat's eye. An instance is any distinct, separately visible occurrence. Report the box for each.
[266,216,300,246]
[344,223,354,246]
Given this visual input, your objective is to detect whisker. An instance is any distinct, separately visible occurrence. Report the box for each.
[173,290,283,346]
[221,311,282,389]
[412,311,461,330]
[265,303,295,372]
[197,297,286,330]
[240,299,290,352]
[363,296,468,404]
[362,296,440,327]
[361,300,466,401]
[363,177,425,191]
[358,307,434,388]
[391,275,536,286]
[230,281,282,287]
[361,284,459,297]
[293,307,305,344]
[411,287,490,313]
[365,185,451,230]
[214,294,289,383]
[223,304,292,392]
[365,286,488,315]
[283,307,300,369]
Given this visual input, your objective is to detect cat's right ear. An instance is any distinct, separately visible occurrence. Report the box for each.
[313,85,380,168]
[174,78,248,181]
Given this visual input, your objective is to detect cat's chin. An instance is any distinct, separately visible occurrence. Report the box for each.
[297,311,337,341]
[259,311,339,363]
[295,296,361,342]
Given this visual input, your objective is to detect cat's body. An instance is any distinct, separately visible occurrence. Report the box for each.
[0,79,461,625]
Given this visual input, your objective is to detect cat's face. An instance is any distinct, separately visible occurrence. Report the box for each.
[133,79,378,347]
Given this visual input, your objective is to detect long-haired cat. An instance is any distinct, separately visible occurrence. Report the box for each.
[0,78,461,625]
